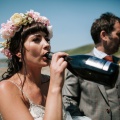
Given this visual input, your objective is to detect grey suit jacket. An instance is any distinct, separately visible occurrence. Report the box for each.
[62,51,120,120]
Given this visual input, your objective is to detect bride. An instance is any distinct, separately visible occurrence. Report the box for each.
[0,10,90,120]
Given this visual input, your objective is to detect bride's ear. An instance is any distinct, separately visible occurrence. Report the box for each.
[16,52,22,62]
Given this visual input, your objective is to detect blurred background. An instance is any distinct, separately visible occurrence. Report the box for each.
[0,1,120,119]
[0,0,120,79]
[0,0,120,59]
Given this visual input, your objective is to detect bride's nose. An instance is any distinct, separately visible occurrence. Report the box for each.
[43,39,50,49]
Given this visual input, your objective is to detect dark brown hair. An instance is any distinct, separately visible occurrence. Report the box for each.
[91,12,120,44]
[1,22,49,80]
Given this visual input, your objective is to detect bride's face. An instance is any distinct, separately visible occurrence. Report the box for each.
[23,32,51,68]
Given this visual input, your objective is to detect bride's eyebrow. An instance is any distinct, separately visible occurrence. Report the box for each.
[34,32,47,37]
[27,34,42,40]
[34,34,42,37]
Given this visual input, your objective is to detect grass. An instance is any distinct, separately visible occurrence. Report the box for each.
[64,43,120,56]
[64,44,94,55]
[0,43,120,79]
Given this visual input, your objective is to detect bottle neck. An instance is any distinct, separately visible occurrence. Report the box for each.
[44,52,72,61]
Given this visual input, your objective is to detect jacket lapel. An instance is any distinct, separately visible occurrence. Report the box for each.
[97,85,109,106]
[88,50,110,105]
[88,51,120,105]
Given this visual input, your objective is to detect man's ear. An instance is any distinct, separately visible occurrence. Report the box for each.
[100,30,108,41]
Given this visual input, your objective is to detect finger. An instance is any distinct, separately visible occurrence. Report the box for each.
[52,52,68,62]
[57,57,65,66]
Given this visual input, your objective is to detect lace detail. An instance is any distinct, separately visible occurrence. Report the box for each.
[29,102,45,119]
[29,102,73,120]
[6,80,73,120]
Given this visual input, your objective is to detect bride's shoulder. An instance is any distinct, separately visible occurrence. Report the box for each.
[0,80,14,91]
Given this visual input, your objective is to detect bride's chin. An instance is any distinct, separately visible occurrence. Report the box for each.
[42,61,49,67]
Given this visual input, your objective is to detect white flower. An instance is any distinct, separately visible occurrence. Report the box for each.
[0,10,53,58]
[10,13,23,26]
[0,47,4,52]
[47,26,53,39]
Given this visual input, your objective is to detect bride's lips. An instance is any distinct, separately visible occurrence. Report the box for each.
[42,52,50,61]
[44,52,53,60]
[42,56,48,61]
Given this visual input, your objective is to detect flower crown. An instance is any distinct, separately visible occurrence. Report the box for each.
[0,10,53,58]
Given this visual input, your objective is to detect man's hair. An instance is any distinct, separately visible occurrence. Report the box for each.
[91,12,120,44]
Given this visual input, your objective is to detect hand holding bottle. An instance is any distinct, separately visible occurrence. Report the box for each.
[49,52,68,90]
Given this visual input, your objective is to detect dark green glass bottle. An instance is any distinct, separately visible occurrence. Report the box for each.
[45,52,119,88]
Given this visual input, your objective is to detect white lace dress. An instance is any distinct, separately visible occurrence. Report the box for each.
[29,100,73,120]
[0,77,91,120]
[29,101,45,120]
[27,98,91,120]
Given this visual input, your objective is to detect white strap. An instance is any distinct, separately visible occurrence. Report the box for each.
[7,80,31,102]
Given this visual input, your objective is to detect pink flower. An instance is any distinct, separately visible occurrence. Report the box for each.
[27,10,40,21]
[40,16,50,26]
[27,10,50,26]
[0,20,17,40]
[0,10,52,41]
[0,10,53,59]
[1,48,12,58]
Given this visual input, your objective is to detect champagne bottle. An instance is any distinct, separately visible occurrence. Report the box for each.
[45,52,119,88]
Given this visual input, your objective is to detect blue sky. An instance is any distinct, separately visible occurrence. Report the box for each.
[0,0,120,58]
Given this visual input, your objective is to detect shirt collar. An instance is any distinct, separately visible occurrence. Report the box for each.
[93,47,107,59]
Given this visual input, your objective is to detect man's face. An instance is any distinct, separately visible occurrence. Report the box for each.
[105,21,120,54]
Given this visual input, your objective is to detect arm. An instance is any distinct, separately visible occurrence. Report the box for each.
[0,81,34,120]
[62,69,82,116]
[44,52,68,120]
[62,70,92,120]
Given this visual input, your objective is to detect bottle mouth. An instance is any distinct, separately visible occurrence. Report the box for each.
[44,52,54,60]
[44,52,72,61]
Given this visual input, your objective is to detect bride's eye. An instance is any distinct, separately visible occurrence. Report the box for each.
[33,38,41,43]
[45,38,50,44]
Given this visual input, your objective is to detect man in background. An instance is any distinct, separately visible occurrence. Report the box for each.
[63,12,120,120]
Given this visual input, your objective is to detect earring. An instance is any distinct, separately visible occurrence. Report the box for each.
[19,58,22,62]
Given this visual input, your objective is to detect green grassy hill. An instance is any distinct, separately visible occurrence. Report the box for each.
[64,44,94,55]
[64,43,120,56]
[0,44,94,62]
[0,43,120,63]
[0,43,120,80]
